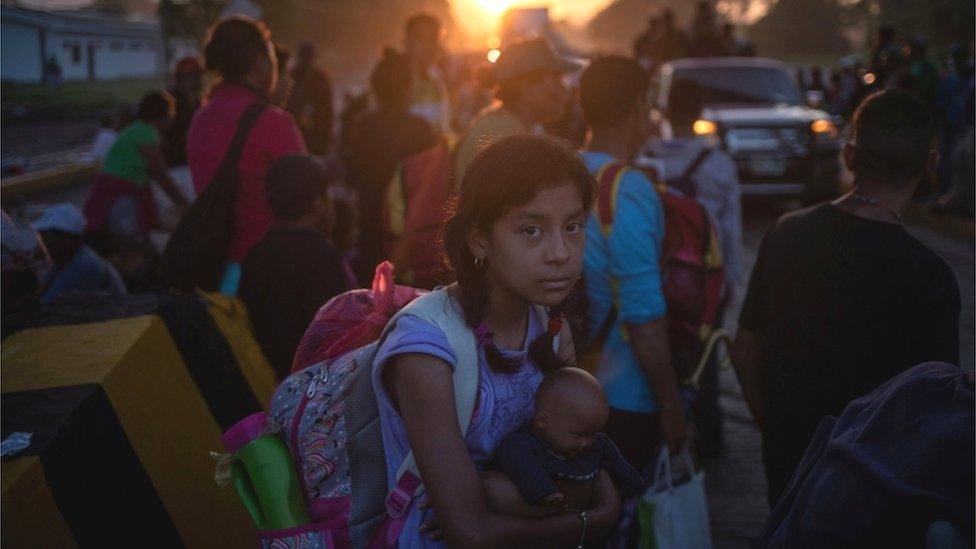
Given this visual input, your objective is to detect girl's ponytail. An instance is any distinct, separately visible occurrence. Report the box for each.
[528,303,572,374]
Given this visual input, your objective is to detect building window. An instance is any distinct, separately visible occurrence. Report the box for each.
[71,44,81,64]
[110,41,123,51]
[129,41,140,51]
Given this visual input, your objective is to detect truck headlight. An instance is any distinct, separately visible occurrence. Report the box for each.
[811,119,838,139]
[693,119,717,136]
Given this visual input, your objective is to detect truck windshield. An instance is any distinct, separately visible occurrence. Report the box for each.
[671,66,802,106]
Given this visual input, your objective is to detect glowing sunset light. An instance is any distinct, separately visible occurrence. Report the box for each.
[453,0,615,37]
[473,0,516,15]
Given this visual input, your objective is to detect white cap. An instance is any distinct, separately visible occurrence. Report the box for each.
[32,203,86,235]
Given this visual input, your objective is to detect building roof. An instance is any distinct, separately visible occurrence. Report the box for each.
[1,5,161,38]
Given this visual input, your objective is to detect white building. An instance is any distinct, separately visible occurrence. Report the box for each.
[1,6,165,83]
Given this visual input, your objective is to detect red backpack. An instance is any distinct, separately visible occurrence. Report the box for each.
[593,161,726,386]
[381,141,455,289]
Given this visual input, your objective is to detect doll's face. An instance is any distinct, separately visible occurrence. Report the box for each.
[534,395,608,459]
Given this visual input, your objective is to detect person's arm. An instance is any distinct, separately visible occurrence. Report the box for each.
[626,319,685,447]
[495,435,561,506]
[730,328,764,430]
[594,434,645,498]
[140,144,189,207]
[609,174,687,449]
[390,353,621,547]
[730,228,772,430]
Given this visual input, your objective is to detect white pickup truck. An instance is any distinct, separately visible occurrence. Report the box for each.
[650,57,843,201]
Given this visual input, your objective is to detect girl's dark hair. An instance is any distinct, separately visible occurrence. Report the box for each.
[203,17,271,84]
[371,48,412,111]
[443,134,596,374]
[136,90,174,121]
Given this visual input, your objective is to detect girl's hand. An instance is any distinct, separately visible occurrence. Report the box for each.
[586,470,622,537]
[418,501,444,541]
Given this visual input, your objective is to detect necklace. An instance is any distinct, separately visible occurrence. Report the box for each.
[850,192,902,223]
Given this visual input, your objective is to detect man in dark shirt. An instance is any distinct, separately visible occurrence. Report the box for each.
[239,155,346,379]
[731,90,961,507]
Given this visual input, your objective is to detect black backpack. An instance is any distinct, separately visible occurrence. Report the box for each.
[159,102,266,292]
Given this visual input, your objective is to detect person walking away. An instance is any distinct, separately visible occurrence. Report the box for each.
[33,204,126,303]
[870,26,904,90]
[187,16,306,295]
[646,77,743,457]
[579,57,689,470]
[403,13,452,137]
[454,37,579,181]
[287,43,334,156]
[731,90,961,507]
[904,39,940,110]
[84,91,190,247]
[654,9,689,64]
[633,16,662,70]
[164,56,205,167]
[934,44,975,194]
[343,48,437,283]
[238,155,346,380]
[688,1,725,57]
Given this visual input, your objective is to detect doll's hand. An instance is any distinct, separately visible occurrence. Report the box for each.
[541,492,565,508]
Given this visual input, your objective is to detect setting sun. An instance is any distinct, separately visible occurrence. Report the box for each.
[473,0,516,15]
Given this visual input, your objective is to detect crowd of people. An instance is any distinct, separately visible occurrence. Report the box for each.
[632,3,756,71]
[1,8,972,548]
[797,27,975,216]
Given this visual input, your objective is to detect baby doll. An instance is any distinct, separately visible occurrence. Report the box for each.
[488,367,645,515]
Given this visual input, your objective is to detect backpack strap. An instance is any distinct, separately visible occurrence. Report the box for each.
[679,147,712,182]
[211,102,266,187]
[594,161,629,238]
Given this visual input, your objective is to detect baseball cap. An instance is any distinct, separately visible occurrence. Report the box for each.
[491,37,582,83]
[32,203,86,235]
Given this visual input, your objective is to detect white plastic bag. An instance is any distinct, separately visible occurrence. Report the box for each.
[638,447,713,549]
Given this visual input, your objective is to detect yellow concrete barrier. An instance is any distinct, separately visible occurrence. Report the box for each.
[0,162,99,200]
[1,316,254,547]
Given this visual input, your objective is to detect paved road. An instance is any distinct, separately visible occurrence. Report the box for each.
[703,199,974,548]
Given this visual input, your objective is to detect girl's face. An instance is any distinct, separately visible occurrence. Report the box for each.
[469,182,587,308]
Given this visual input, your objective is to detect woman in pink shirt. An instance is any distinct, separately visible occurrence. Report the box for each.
[187,16,306,294]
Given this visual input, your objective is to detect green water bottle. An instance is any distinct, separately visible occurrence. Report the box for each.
[223,412,311,530]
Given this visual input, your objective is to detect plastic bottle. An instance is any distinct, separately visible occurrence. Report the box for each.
[222,412,311,530]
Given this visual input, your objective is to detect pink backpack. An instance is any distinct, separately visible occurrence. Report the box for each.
[260,263,482,547]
